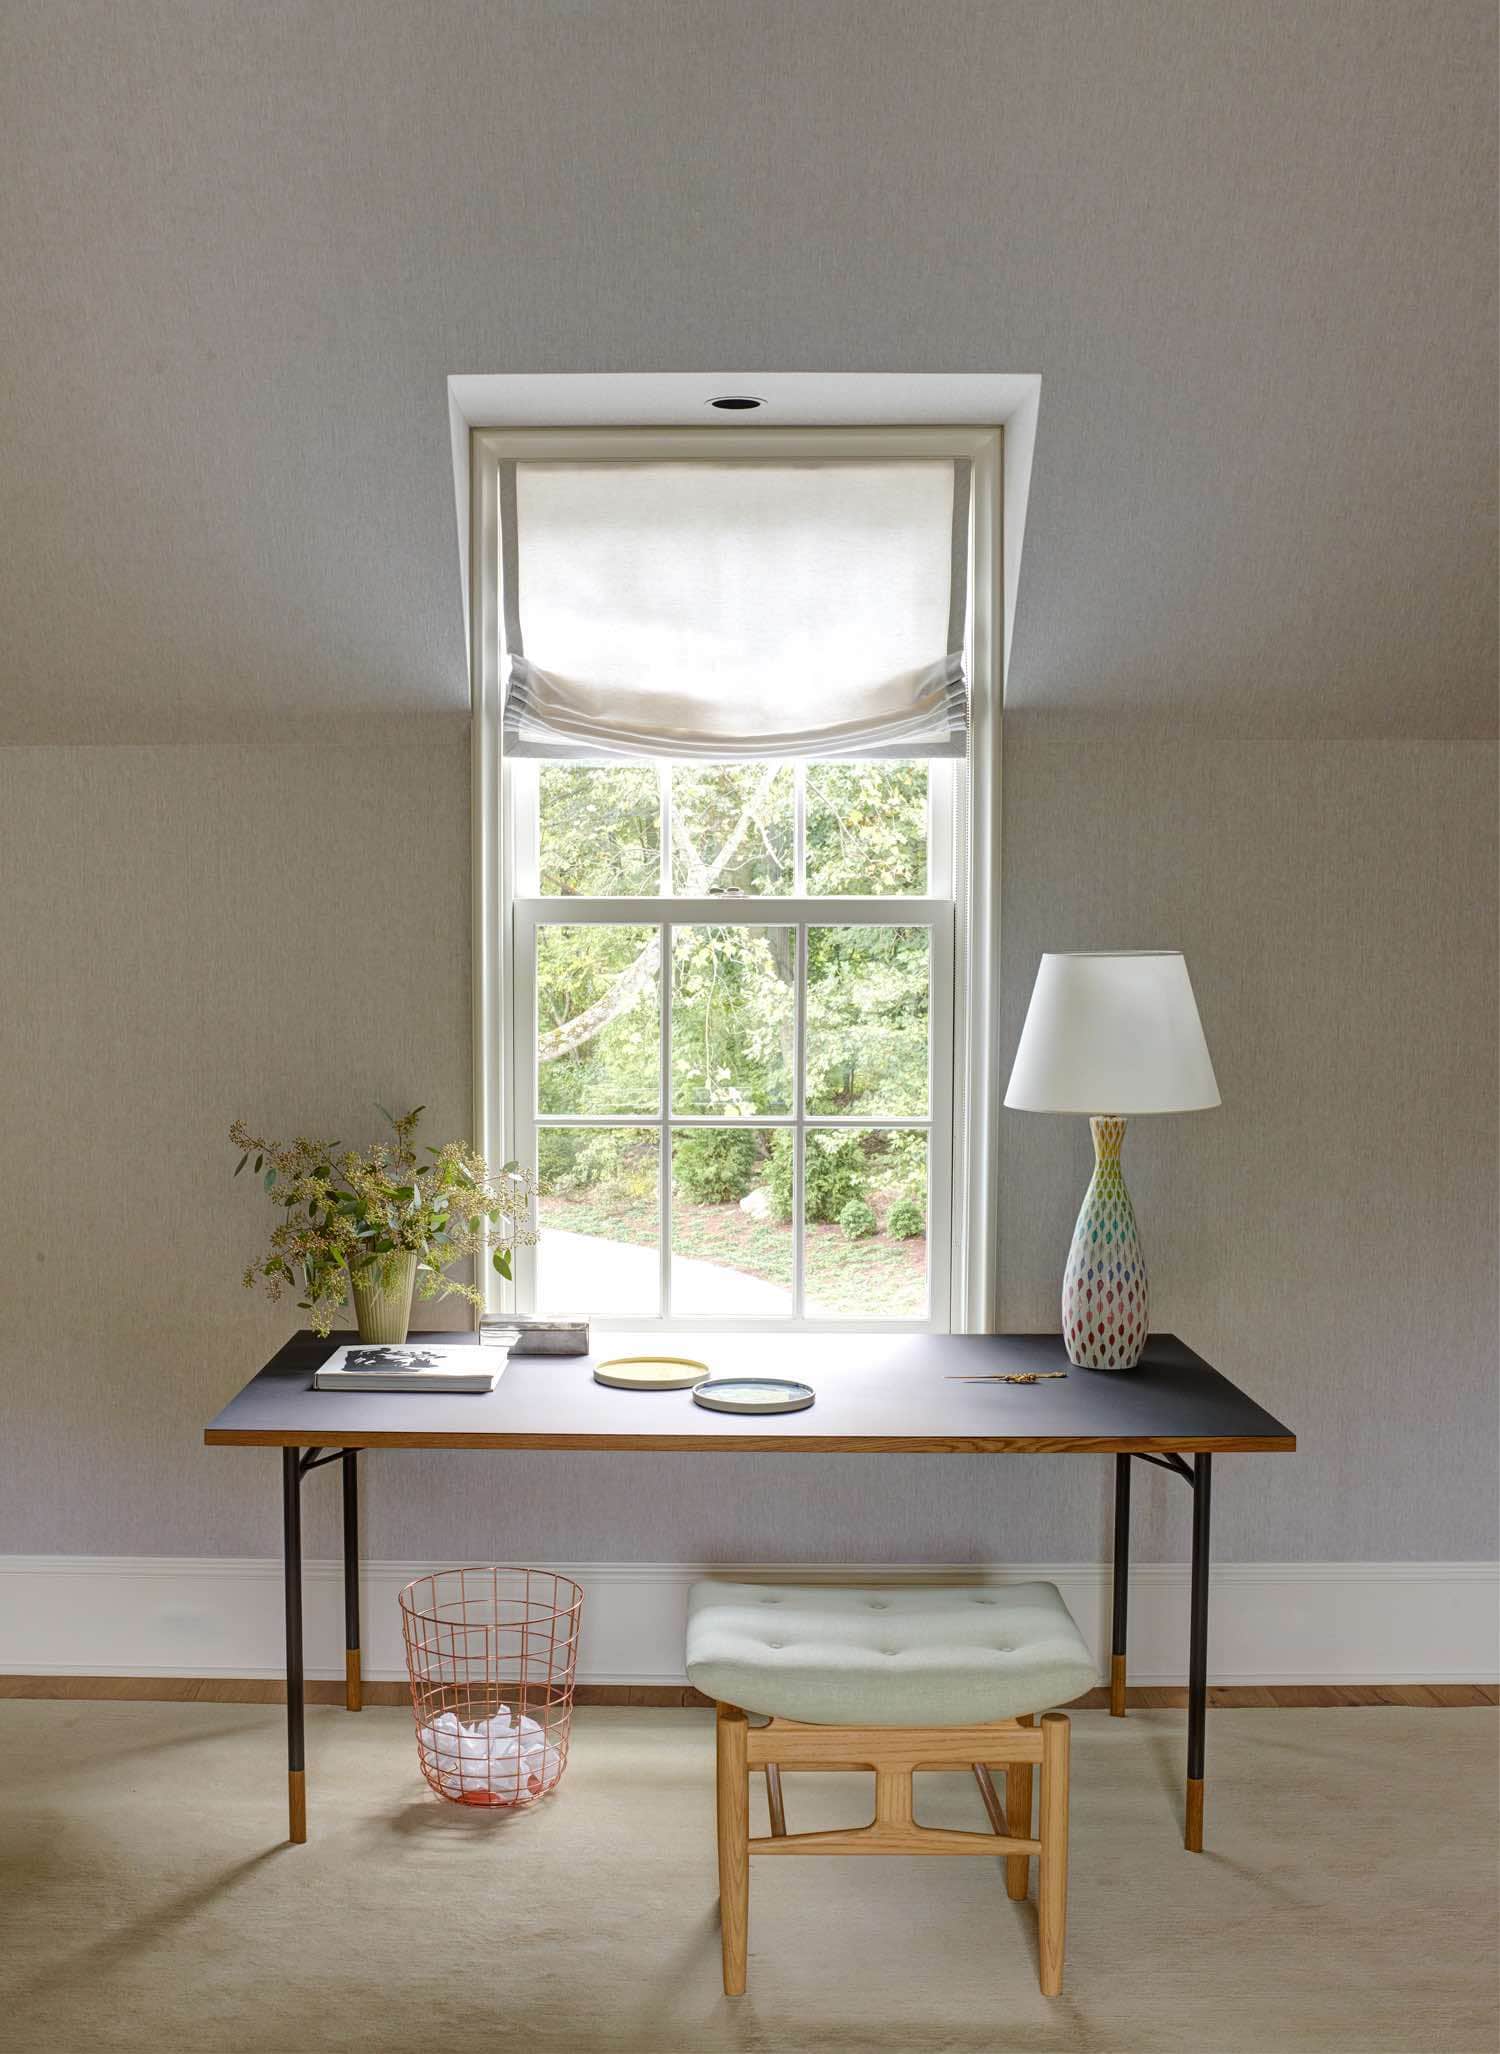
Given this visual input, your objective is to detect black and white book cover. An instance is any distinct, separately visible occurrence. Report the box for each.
[313,1344,503,1393]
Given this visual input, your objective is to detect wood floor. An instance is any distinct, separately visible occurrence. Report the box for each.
[2,1675,1494,1708]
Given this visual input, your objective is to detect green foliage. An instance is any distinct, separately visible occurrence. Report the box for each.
[230,1109,535,1337]
[539,765,659,895]
[671,924,794,1114]
[805,922,929,1117]
[887,1196,925,1240]
[767,1129,870,1224]
[878,1131,929,1206]
[533,762,932,1239]
[537,922,659,1116]
[805,763,928,895]
[838,1198,878,1241]
[537,1126,658,1202]
[673,1128,761,1205]
[672,764,793,893]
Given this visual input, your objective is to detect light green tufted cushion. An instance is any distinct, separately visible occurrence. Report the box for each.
[685,1580,1096,1726]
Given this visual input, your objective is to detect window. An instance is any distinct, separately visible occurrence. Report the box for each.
[473,428,1002,1333]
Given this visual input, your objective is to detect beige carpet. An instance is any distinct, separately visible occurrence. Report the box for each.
[0,1702,1493,2054]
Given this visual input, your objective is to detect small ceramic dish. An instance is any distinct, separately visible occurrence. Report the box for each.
[692,1377,815,1415]
[593,1355,711,1391]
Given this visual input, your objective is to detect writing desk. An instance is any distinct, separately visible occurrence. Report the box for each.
[204,1329,1294,1849]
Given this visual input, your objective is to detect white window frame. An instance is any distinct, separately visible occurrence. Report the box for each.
[472,425,1003,1334]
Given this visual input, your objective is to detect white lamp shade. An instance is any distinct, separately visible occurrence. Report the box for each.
[1005,951,1220,1115]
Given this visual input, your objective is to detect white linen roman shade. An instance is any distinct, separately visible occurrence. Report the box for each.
[499,458,971,760]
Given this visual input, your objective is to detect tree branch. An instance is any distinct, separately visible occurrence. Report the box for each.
[537,934,662,1063]
[541,765,786,1066]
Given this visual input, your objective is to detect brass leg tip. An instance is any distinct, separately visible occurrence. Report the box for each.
[1185,1776,1204,1851]
[288,1769,307,1844]
[345,1648,362,1712]
[1109,1653,1127,1717]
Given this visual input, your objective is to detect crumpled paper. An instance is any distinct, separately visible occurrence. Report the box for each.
[416,1705,564,1801]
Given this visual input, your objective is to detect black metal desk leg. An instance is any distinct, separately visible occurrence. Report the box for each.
[1185,1453,1212,1851]
[1110,1453,1131,1716]
[281,1449,307,1843]
[342,1450,361,1712]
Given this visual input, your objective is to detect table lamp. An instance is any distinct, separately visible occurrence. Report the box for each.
[1005,951,1219,1370]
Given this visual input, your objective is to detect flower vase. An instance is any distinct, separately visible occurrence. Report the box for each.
[1061,1117,1148,1370]
[349,1252,419,1344]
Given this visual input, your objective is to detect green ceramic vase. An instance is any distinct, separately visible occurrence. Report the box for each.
[348,1251,419,1344]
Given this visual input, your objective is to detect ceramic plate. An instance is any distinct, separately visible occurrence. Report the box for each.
[692,1377,815,1415]
[593,1355,711,1391]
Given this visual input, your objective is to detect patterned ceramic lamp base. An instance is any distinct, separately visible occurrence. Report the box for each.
[1061,1117,1148,1370]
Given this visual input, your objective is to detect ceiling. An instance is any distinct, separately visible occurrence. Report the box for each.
[1,0,1494,743]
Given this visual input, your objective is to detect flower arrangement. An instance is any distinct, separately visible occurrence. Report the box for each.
[230,1106,536,1337]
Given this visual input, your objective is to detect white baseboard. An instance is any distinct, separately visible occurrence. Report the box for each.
[0,1556,1494,1687]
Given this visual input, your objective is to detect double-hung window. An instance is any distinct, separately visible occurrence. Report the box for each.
[472,428,1002,1334]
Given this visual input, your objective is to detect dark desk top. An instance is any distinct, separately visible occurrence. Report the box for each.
[203,1331,1295,1455]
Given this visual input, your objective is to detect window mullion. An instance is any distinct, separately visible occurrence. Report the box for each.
[792,922,808,1318]
[659,918,672,1318]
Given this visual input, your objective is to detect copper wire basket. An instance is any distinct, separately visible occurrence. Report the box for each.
[398,1568,583,1807]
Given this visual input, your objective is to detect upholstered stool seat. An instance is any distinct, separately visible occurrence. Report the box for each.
[686,1579,1096,1726]
[688,1579,1092,2000]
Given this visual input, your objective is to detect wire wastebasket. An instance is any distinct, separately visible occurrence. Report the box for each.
[399,1568,583,1807]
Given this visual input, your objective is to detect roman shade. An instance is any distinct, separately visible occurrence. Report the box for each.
[499,458,971,760]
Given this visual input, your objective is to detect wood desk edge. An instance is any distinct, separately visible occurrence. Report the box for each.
[204,1428,1296,1453]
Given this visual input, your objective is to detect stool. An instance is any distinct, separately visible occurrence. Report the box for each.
[686,1580,1096,1999]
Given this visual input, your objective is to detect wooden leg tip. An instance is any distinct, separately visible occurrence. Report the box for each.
[1184,1776,1204,1851]
[287,1769,307,1844]
[345,1648,362,1712]
[1109,1653,1127,1717]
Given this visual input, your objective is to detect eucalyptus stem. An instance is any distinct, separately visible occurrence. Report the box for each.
[231,1107,537,1338]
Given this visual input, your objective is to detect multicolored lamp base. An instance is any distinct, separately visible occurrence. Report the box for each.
[1061,1116,1148,1370]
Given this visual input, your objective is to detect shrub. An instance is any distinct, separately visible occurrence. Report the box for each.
[839,1198,878,1241]
[877,1129,927,1205]
[540,1127,657,1202]
[768,1130,871,1223]
[887,1197,925,1240]
[673,1128,760,1205]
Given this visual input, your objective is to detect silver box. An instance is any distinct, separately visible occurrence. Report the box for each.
[503,1318,591,1357]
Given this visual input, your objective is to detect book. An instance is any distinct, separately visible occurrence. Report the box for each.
[312,1343,509,1394]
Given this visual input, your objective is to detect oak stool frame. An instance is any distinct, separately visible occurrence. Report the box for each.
[713,1702,1071,1998]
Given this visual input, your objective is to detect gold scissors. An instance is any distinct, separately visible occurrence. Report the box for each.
[945,1370,1068,1384]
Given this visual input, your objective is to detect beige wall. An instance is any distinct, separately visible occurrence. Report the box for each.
[996,728,1497,1564]
[0,731,1494,1565]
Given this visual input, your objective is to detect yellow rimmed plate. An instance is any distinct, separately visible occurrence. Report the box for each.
[592,1355,711,1392]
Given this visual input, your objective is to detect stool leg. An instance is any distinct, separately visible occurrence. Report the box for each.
[1038,1713,1070,1998]
[715,1704,749,1996]
[1005,1713,1034,1900]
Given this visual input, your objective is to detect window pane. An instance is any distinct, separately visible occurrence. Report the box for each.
[671,764,794,895]
[537,924,659,1115]
[806,926,929,1117]
[670,1130,793,1317]
[535,1128,660,1317]
[539,765,660,896]
[671,925,794,1115]
[805,762,928,895]
[803,1130,928,1319]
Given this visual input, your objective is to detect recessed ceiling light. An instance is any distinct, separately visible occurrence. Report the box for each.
[708,395,764,411]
